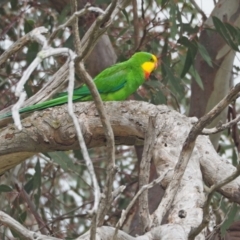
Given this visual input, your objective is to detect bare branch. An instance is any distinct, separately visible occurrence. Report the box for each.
[202,114,240,135]
[12,46,76,130]
[48,3,104,44]
[189,0,207,20]
[0,211,61,240]
[16,183,51,235]
[70,2,99,239]
[0,27,48,67]
[77,0,129,62]
[139,115,158,232]
[189,163,240,238]
[115,169,171,232]
[75,62,116,228]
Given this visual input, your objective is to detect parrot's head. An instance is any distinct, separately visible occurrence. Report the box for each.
[131,52,158,80]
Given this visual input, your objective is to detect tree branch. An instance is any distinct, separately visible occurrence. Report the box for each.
[0,211,60,240]
[153,83,240,225]
[202,114,240,135]
[189,163,240,238]
[138,116,158,232]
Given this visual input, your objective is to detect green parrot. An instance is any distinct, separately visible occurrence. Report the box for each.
[1,51,158,119]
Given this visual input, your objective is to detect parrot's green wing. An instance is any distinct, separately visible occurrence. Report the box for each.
[58,64,128,98]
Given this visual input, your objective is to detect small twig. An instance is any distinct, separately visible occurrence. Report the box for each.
[189,0,207,21]
[48,4,104,44]
[201,114,240,135]
[139,115,158,232]
[141,0,145,20]
[114,169,171,236]
[0,8,28,40]
[153,82,240,226]
[0,59,69,119]
[76,0,120,62]
[0,27,48,67]
[15,183,51,235]
[189,164,240,239]
[206,203,233,240]
[12,47,76,130]
[229,103,240,152]
[112,186,126,199]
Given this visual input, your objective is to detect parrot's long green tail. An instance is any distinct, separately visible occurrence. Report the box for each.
[0,94,75,120]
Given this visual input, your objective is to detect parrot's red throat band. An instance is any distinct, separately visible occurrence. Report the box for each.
[144,71,150,80]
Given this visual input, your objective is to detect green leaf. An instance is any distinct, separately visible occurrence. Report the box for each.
[24,177,33,194]
[161,0,170,8]
[73,149,83,160]
[33,159,41,208]
[24,19,34,34]
[224,22,238,38]
[212,16,239,51]
[232,147,238,167]
[178,36,198,78]
[164,64,184,97]
[18,211,27,224]
[26,42,38,64]
[10,0,18,10]
[0,184,12,193]
[144,80,167,105]
[190,66,203,90]
[153,90,167,105]
[170,4,177,38]
[33,159,41,189]
[121,9,130,24]
[197,43,213,67]
[47,152,76,172]
[221,203,238,235]
[58,5,71,24]
[24,80,33,98]
[161,38,170,82]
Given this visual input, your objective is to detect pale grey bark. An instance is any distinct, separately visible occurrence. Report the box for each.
[0,101,240,239]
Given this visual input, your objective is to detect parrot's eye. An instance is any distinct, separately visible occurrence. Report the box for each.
[150,58,154,62]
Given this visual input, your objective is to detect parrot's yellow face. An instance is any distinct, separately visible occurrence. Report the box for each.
[141,54,158,79]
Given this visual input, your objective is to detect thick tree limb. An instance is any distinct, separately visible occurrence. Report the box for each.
[0,101,240,239]
[0,102,239,198]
